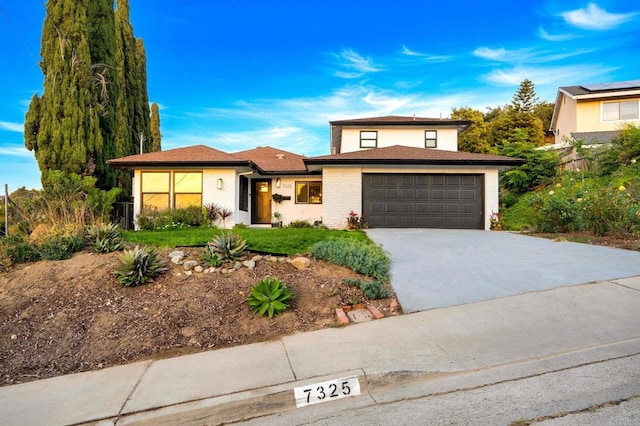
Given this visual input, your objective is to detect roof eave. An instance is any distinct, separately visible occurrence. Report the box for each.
[107,160,251,170]
[304,158,524,167]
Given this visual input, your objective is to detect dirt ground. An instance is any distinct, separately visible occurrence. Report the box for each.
[0,248,397,387]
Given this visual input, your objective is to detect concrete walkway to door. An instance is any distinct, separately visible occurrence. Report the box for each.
[366,229,640,313]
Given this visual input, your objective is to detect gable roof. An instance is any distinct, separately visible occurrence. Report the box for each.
[232,146,309,174]
[305,145,522,171]
[107,145,248,170]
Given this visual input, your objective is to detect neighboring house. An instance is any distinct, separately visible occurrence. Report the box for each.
[549,80,640,145]
[545,80,640,170]
[108,115,522,230]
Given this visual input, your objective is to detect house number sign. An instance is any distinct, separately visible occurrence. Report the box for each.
[294,375,360,408]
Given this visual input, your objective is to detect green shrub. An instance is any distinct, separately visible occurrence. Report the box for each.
[85,222,123,253]
[311,239,389,279]
[136,206,206,230]
[7,242,41,263]
[115,246,167,287]
[200,245,223,267]
[245,277,294,318]
[208,232,248,263]
[0,243,12,271]
[341,278,389,300]
[38,235,84,260]
[287,220,314,228]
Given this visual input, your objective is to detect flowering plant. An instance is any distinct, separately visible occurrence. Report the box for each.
[346,211,368,230]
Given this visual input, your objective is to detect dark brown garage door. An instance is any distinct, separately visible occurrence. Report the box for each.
[362,174,484,229]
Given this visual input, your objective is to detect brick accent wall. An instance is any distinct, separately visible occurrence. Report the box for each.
[322,166,363,228]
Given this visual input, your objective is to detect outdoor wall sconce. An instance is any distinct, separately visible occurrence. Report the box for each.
[275,178,281,188]
[217,178,223,189]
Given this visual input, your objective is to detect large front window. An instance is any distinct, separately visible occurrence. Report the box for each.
[296,181,322,204]
[141,171,202,211]
[174,172,202,208]
[141,172,170,210]
[603,101,639,121]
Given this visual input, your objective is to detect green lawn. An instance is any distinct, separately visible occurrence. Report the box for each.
[122,227,370,255]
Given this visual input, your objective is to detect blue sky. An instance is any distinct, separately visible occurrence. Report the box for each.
[1,1,638,191]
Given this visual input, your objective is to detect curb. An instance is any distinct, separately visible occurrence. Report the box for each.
[114,370,369,425]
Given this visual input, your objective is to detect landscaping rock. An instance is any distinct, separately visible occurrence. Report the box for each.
[194,265,203,273]
[291,257,311,270]
[183,260,199,271]
[169,251,185,263]
[234,261,242,270]
[243,260,256,269]
[252,255,263,262]
[268,256,278,263]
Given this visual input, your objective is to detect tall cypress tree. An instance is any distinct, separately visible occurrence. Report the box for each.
[25,0,151,196]
[114,0,151,194]
[150,102,162,152]
[24,0,104,185]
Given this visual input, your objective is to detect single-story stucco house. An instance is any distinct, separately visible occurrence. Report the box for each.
[108,116,522,230]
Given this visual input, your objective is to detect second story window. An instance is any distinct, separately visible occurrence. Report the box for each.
[603,101,639,121]
[425,130,437,148]
[360,131,377,148]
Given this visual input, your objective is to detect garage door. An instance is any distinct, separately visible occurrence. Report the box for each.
[362,174,484,229]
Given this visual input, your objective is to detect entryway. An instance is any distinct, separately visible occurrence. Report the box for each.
[251,180,272,224]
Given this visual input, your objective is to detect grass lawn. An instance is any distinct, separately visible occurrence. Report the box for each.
[122,227,371,255]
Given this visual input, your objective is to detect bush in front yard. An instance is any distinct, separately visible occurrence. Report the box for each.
[137,206,206,230]
[310,239,390,279]
[115,246,168,287]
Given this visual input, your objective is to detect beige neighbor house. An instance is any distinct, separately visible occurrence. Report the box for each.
[108,116,522,230]
[549,80,640,145]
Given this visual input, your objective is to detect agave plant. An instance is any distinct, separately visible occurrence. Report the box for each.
[200,245,223,267]
[208,232,248,263]
[246,277,295,318]
[85,222,123,253]
[115,246,167,287]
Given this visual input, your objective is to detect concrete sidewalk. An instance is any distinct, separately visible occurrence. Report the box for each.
[2,276,640,425]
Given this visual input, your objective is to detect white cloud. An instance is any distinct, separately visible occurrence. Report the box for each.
[333,49,383,78]
[401,45,453,62]
[473,47,508,61]
[481,65,617,87]
[0,144,32,158]
[0,121,23,133]
[561,3,636,30]
[537,27,574,42]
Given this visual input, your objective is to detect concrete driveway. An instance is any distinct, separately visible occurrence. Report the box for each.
[366,229,640,313]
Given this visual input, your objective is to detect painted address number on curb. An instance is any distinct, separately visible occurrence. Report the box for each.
[294,376,361,408]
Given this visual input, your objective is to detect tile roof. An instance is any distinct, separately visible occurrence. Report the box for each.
[233,146,309,174]
[107,145,247,169]
[305,145,522,167]
[330,115,471,127]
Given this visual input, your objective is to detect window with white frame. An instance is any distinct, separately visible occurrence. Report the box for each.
[425,130,437,148]
[360,131,377,148]
[603,100,639,121]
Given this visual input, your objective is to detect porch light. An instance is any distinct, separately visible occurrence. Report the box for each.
[217,178,223,189]
[276,178,281,188]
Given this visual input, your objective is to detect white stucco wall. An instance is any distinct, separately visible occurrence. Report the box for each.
[340,126,459,153]
[269,176,323,225]
[321,165,500,230]
[203,169,237,228]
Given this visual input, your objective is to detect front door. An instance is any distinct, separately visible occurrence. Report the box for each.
[252,180,272,224]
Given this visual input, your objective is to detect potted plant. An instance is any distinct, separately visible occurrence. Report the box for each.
[272,211,282,228]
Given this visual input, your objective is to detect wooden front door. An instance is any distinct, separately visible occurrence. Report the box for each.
[252,180,272,224]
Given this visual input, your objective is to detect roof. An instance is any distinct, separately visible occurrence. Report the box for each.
[305,145,523,170]
[232,146,309,174]
[330,115,471,128]
[107,145,247,169]
[108,144,314,174]
[560,80,640,97]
